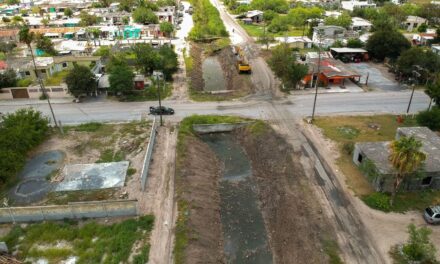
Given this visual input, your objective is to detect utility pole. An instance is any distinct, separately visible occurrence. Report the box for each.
[153,71,164,126]
[311,29,323,121]
[407,67,421,114]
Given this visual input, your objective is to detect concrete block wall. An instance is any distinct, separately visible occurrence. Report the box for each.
[0,200,138,223]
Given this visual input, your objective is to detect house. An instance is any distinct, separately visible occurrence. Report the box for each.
[312,25,347,48]
[100,11,130,26]
[274,36,313,49]
[351,17,371,32]
[341,0,376,11]
[245,10,263,23]
[330,47,369,62]
[324,11,342,18]
[412,33,437,46]
[302,54,361,88]
[432,45,440,55]
[353,127,440,192]
[155,6,175,24]
[404,16,427,32]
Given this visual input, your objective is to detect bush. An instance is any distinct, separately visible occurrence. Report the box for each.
[417,108,440,131]
[362,192,391,212]
[188,0,228,40]
[0,109,49,184]
[342,142,354,155]
[16,78,33,87]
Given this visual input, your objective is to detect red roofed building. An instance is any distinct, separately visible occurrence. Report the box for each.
[0,61,7,70]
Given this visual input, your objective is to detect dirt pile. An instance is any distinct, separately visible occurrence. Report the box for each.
[217,46,252,93]
[176,137,225,263]
[189,44,204,91]
[236,125,337,263]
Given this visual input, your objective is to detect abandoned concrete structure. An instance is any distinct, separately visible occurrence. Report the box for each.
[353,127,440,192]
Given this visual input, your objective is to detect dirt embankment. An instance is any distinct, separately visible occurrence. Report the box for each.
[236,126,337,264]
[176,136,225,263]
[189,43,252,96]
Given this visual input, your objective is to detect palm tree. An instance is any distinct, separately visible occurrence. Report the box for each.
[19,25,58,127]
[389,136,426,206]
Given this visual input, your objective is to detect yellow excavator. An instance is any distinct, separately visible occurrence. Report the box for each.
[233,46,251,73]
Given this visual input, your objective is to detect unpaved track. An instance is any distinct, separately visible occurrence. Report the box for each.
[145,127,177,264]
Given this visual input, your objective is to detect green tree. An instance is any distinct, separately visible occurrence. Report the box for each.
[35,33,57,55]
[267,16,289,33]
[119,0,135,12]
[288,6,323,27]
[381,3,407,26]
[31,6,41,15]
[417,23,428,33]
[250,0,288,13]
[425,81,440,106]
[64,8,73,18]
[6,0,19,4]
[132,43,160,75]
[366,29,410,61]
[263,10,278,22]
[11,16,23,27]
[0,68,17,88]
[157,45,178,80]
[347,38,364,48]
[65,64,96,98]
[417,108,440,131]
[388,136,426,206]
[93,46,111,57]
[41,18,49,27]
[109,63,134,95]
[160,21,174,39]
[390,224,437,263]
[268,44,308,90]
[324,12,352,28]
[132,7,158,24]
[397,47,440,76]
[79,11,100,26]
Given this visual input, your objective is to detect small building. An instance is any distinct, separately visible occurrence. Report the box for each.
[330,47,369,62]
[351,17,371,32]
[432,45,440,55]
[274,36,313,49]
[341,0,376,11]
[412,33,437,46]
[404,16,427,32]
[245,10,263,23]
[353,127,440,192]
[302,55,361,88]
[134,74,145,90]
[312,25,347,48]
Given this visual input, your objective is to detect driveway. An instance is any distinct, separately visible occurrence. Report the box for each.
[348,62,402,91]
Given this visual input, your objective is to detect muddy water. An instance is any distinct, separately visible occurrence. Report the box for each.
[202,57,226,92]
[202,133,273,264]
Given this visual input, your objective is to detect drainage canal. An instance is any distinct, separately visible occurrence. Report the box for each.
[202,133,273,263]
[202,57,226,92]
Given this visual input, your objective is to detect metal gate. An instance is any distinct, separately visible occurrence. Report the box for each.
[11,88,29,99]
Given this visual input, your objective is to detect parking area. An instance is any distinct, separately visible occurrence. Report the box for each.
[348,62,402,91]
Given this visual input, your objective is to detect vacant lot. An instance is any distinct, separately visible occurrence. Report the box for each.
[1,216,154,263]
[174,116,340,263]
[313,115,440,212]
[23,121,151,205]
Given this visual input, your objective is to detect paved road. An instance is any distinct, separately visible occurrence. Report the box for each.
[0,91,430,124]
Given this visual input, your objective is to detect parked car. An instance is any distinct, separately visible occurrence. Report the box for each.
[149,106,174,115]
[424,206,440,224]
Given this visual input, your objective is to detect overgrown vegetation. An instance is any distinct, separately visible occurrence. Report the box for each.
[188,0,228,41]
[44,70,69,86]
[0,109,49,187]
[1,216,154,263]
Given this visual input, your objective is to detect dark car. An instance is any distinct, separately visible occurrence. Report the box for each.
[149,106,174,115]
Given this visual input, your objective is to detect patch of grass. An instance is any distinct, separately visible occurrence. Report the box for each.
[2,216,154,263]
[313,115,419,196]
[179,115,247,138]
[249,120,268,135]
[65,122,103,133]
[127,167,137,176]
[363,190,440,213]
[238,22,304,37]
[44,70,69,86]
[183,48,193,76]
[205,38,231,55]
[174,199,189,264]
[120,83,172,102]
[323,239,344,264]
[133,244,150,264]
[45,189,117,205]
[96,149,125,163]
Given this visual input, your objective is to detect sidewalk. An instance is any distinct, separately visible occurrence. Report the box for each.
[0,98,73,106]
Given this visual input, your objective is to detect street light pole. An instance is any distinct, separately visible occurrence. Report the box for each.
[407,69,421,114]
[311,29,323,121]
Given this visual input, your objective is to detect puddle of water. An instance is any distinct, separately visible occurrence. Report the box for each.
[202,57,226,92]
[202,133,273,264]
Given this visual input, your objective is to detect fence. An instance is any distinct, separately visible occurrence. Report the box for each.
[140,117,158,191]
[0,200,138,223]
[0,85,72,100]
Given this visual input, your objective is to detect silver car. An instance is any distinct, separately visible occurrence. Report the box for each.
[424,206,440,224]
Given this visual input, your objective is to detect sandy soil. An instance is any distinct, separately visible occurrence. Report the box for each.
[176,136,225,263]
[303,122,440,263]
[144,126,178,264]
[236,126,335,264]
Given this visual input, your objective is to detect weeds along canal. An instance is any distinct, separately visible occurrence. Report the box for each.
[201,133,273,263]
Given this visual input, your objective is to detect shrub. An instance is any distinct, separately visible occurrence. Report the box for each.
[362,192,391,212]
[417,108,440,131]
[0,109,49,184]
[16,78,33,87]
[188,0,228,40]
[127,167,137,176]
[342,142,354,155]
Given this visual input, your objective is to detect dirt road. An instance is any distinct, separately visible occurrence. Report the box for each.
[144,127,177,264]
